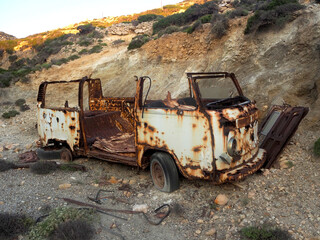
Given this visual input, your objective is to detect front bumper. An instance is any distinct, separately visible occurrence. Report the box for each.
[215,148,267,184]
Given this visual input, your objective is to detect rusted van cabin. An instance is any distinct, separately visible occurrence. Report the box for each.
[37,72,266,192]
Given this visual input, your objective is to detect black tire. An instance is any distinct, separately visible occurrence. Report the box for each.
[60,147,73,161]
[150,152,180,193]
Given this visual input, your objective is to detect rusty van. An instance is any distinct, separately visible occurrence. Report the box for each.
[37,72,267,192]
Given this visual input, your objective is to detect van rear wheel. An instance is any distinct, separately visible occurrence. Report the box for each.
[60,147,73,161]
[150,152,179,193]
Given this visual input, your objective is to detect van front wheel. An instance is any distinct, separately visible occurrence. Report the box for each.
[150,152,179,193]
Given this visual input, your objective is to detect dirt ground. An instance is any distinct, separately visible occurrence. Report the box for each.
[0,86,319,240]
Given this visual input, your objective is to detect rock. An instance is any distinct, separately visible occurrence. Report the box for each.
[59,183,71,189]
[0,201,4,205]
[133,204,148,213]
[197,219,204,223]
[129,179,136,185]
[214,194,228,206]
[248,191,255,199]
[110,223,117,229]
[262,169,271,176]
[25,143,33,149]
[0,146,3,152]
[137,193,144,198]
[124,191,132,198]
[195,229,201,234]
[205,228,216,236]
[108,176,119,184]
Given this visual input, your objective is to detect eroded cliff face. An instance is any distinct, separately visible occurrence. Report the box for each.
[91,4,320,128]
[4,4,318,129]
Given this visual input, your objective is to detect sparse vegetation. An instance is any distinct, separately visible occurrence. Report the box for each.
[112,39,125,45]
[79,49,88,55]
[186,20,201,34]
[200,14,212,23]
[128,35,151,50]
[89,45,103,54]
[211,14,229,38]
[227,8,249,19]
[0,213,34,239]
[153,1,218,34]
[28,207,96,240]
[2,110,20,119]
[8,54,17,63]
[30,161,58,174]
[314,137,320,157]
[0,159,16,172]
[138,14,164,22]
[49,219,95,240]
[243,0,304,34]
[77,24,95,35]
[15,98,26,107]
[240,224,292,240]
[158,25,181,37]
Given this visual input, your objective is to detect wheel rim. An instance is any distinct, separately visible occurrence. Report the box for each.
[152,161,165,189]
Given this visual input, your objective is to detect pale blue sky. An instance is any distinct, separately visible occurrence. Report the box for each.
[0,0,182,38]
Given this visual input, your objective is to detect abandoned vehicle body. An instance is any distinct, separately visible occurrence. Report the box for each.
[37,72,267,192]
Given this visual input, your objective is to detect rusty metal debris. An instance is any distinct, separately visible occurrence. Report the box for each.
[18,150,39,163]
[61,197,170,225]
[88,189,129,205]
[259,105,309,169]
[37,72,267,192]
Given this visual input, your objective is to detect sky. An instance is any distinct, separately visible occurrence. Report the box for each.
[0,0,182,39]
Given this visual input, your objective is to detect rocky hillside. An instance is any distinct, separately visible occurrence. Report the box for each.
[0,31,16,41]
[0,1,319,130]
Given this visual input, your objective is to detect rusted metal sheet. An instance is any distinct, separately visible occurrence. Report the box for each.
[37,106,81,151]
[259,105,309,169]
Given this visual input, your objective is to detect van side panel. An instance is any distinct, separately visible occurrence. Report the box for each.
[136,108,213,179]
[37,105,81,151]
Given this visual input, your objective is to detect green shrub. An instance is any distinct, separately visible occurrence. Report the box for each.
[89,45,103,54]
[153,1,218,34]
[244,0,304,34]
[41,63,52,69]
[200,14,212,23]
[240,224,292,240]
[78,37,93,47]
[0,72,13,88]
[2,110,20,119]
[28,207,96,240]
[68,54,80,61]
[211,14,229,38]
[0,49,3,58]
[158,25,181,37]
[128,35,151,50]
[227,8,249,18]
[6,49,14,54]
[138,14,164,22]
[15,98,26,107]
[51,58,69,66]
[77,24,95,35]
[87,30,104,39]
[314,138,320,157]
[8,55,18,63]
[112,39,125,45]
[186,20,202,34]
[79,49,88,55]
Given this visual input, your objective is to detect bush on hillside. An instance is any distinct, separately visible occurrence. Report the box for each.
[244,0,304,34]
[88,45,103,54]
[158,26,181,37]
[8,55,17,63]
[211,14,229,38]
[153,1,218,34]
[227,8,249,18]
[200,14,212,23]
[128,35,151,50]
[138,14,164,22]
[77,24,95,35]
[186,20,202,34]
